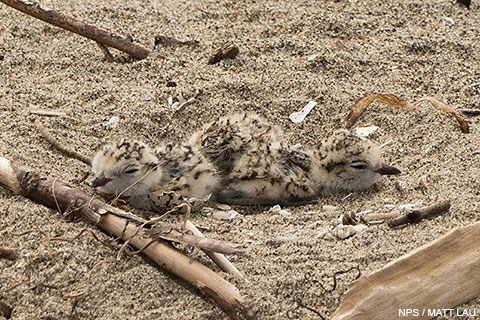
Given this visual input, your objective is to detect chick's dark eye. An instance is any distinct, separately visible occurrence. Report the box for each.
[124,168,139,174]
[350,163,367,170]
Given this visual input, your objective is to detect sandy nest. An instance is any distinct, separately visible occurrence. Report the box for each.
[1,0,479,319]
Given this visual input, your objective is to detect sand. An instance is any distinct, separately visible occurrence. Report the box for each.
[1,0,479,319]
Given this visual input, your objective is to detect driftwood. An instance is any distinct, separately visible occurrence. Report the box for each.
[0,0,151,59]
[332,221,480,320]
[0,155,253,319]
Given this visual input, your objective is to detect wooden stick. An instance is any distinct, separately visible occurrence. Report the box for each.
[34,119,92,166]
[388,201,451,228]
[332,221,480,320]
[0,0,151,59]
[0,155,253,319]
[185,220,246,280]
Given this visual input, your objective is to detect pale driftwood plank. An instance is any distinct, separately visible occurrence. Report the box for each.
[332,222,480,320]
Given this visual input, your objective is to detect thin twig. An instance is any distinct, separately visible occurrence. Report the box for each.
[388,201,451,228]
[96,42,116,62]
[0,0,151,59]
[34,119,91,166]
[294,299,326,320]
[185,220,246,280]
[458,108,480,116]
[29,109,67,117]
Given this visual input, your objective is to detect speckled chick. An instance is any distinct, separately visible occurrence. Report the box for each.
[91,139,220,211]
[91,139,163,201]
[191,113,400,206]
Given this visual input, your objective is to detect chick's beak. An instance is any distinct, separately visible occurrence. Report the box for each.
[92,173,112,188]
[375,164,401,175]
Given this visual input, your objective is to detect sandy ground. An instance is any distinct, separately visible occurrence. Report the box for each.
[1,0,480,319]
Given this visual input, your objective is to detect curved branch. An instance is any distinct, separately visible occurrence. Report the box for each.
[0,0,151,59]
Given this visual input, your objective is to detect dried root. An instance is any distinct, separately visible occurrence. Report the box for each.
[345,94,469,133]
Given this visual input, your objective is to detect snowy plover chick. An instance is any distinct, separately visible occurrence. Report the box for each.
[91,139,163,202]
[91,139,220,211]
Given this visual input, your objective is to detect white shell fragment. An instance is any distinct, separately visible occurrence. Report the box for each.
[102,115,120,128]
[398,203,422,211]
[168,89,201,112]
[307,54,318,62]
[441,17,455,25]
[142,89,153,101]
[216,203,232,211]
[212,209,239,220]
[334,223,368,239]
[289,100,317,123]
[322,205,338,212]
[354,126,379,138]
[316,228,328,239]
[268,205,281,214]
[268,205,291,216]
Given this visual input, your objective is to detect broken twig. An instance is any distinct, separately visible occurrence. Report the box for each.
[146,222,247,256]
[29,109,67,117]
[387,200,451,228]
[458,108,480,116]
[0,0,151,59]
[154,35,199,48]
[34,119,91,166]
[185,220,246,280]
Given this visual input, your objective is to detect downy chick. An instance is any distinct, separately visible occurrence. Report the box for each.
[91,139,220,211]
[91,139,163,205]
[216,130,400,205]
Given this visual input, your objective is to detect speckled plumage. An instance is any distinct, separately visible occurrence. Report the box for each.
[91,113,399,209]
[91,139,218,212]
[191,113,400,206]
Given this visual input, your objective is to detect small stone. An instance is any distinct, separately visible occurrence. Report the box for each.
[208,42,239,64]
